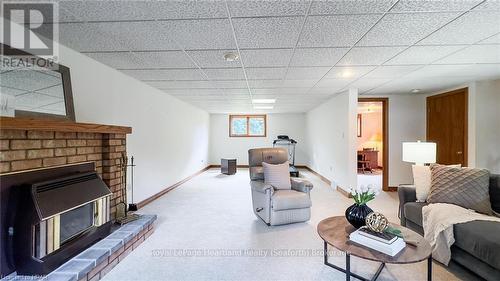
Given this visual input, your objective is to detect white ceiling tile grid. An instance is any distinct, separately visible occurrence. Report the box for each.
[357,12,461,46]
[298,14,381,47]
[35,0,500,113]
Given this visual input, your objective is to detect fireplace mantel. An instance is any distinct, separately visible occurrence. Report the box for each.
[0,117,132,134]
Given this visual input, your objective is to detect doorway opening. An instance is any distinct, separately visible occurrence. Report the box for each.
[357,98,389,191]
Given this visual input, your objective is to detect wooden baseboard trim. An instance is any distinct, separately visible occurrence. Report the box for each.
[300,166,332,186]
[336,186,353,198]
[387,186,398,192]
[137,165,211,209]
[208,164,249,168]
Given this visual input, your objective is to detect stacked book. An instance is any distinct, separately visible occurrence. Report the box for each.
[349,227,406,256]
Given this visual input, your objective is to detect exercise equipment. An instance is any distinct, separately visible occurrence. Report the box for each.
[273,135,299,177]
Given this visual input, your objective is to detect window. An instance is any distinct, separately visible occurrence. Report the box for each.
[229,115,266,137]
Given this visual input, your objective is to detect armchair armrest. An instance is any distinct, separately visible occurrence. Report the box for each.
[291,178,313,193]
[250,180,273,194]
[398,185,417,226]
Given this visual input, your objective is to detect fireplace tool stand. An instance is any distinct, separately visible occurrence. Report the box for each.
[116,154,139,225]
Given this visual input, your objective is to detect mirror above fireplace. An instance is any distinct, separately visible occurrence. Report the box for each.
[0,44,75,121]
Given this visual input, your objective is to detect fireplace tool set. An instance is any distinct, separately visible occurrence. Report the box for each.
[116,153,139,225]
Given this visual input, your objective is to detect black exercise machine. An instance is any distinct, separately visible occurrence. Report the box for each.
[273,135,299,177]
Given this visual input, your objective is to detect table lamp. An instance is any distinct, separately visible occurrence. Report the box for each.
[402,141,437,185]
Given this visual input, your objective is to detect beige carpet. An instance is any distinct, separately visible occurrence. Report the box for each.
[103,168,478,281]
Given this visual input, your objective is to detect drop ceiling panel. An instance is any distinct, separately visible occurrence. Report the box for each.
[148,80,214,89]
[472,0,500,11]
[338,47,406,66]
[309,0,395,15]
[419,11,500,45]
[248,80,284,88]
[58,23,134,52]
[85,51,197,69]
[233,17,303,49]
[391,0,483,12]
[59,0,227,22]
[315,78,354,89]
[358,12,460,46]
[435,45,500,64]
[386,45,465,65]
[215,80,249,88]
[202,68,246,80]
[252,88,308,95]
[404,64,472,78]
[282,80,319,88]
[285,67,331,80]
[348,78,392,93]
[368,76,472,95]
[186,50,240,68]
[299,15,380,47]
[246,68,287,80]
[121,69,205,81]
[163,19,237,50]
[290,48,349,66]
[364,65,422,79]
[478,33,500,44]
[240,49,294,67]
[227,0,310,17]
[324,66,377,79]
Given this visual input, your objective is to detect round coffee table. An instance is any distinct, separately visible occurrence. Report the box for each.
[317,216,432,281]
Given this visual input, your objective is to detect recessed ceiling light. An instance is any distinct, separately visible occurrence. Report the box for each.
[252,99,276,104]
[223,52,239,62]
[411,89,421,93]
[254,105,274,110]
[340,70,353,78]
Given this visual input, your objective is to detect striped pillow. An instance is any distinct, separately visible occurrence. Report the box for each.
[263,161,291,190]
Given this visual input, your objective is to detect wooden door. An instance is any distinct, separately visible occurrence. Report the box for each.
[426,88,468,166]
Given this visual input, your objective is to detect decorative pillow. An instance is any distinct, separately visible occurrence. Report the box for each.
[413,164,461,202]
[263,161,291,190]
[427,164,492,215]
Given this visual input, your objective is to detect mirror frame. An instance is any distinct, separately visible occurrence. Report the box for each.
[1,43,76,121]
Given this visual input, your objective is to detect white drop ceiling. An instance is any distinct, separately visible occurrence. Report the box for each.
[50,0,499,113]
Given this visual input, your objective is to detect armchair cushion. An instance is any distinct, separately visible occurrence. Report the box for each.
[272,190,311,211]
[263,161,291,190]
[250,180,273,194]
[291,178,313,193]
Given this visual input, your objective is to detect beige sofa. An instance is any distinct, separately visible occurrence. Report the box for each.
[248,148,313,226]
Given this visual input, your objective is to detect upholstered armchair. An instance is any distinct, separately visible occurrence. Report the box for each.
[248,148,313,226]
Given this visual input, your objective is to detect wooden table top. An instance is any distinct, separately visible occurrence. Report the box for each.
[317,216,432,264]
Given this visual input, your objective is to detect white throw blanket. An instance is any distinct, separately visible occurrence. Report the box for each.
[422,203,500,265]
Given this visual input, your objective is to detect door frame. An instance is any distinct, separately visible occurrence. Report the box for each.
[426,87,468,166]
[358,97,389,191]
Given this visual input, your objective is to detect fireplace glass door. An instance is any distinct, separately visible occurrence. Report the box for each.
[60,203,94,244]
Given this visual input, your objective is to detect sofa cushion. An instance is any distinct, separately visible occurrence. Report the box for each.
[404,202,427,226]
[263,161,291,190]
[272,190,311,211]
[428,164,492,215]
[454,220,500,270]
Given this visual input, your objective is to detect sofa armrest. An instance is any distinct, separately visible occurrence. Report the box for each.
[251,180,273,194]
[291,178,313,193]
[398,185,417,226]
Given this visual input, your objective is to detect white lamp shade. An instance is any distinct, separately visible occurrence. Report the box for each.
[402,142,436,165]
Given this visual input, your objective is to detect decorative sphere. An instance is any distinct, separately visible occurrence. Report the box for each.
[365,212,388,233]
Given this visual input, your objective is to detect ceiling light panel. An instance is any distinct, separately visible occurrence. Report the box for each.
[227,0,310,17]
[418,11,500,45]
[390,0,483,12]
[338,47,406,66]
[386,45,465,65]
[358,12,460,46]
[298,15,380,47]
[434,45,500,64]
[289,48,349,66]
[252,99,276,104]
[239,49,294,67]
[233,17,304,49]
[309,0,396,15]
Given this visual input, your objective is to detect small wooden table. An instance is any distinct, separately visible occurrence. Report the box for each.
[221,158,237,175]
[317,216,432,281]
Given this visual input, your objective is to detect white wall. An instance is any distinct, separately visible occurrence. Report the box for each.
[473,80,500,174]
[209,113,308,165]
[306,89,358,191]
[57,44,210,203]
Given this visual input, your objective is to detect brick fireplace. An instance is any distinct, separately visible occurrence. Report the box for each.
[0,117,132,220]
